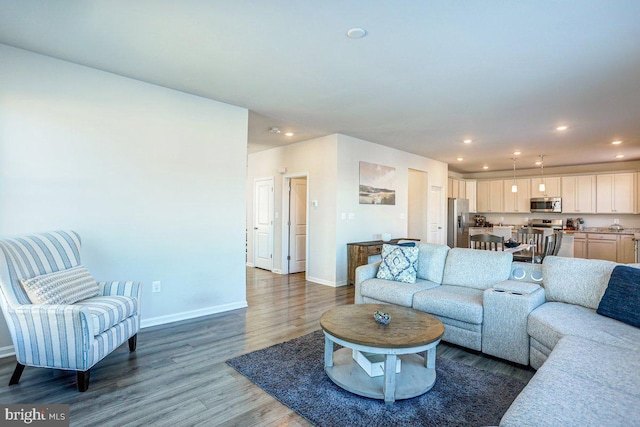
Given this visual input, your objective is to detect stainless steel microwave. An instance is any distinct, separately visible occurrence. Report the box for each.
[530,197,562,213]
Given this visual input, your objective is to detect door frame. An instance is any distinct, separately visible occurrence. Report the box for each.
[281,172,309,275]
[253,176,274,270]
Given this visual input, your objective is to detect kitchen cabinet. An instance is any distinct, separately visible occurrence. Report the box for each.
[573,233,586,258]
[448,177,466,199]
[562,175,596,214]
[572,232,634,262]
[596,173,635,213]
[448,178,457,198]
[618,235,636,263]
[587,233,617,262]
[503,179,531,213]
[477,180,503,213]
[531,176,561,198]
[466,180,477,213]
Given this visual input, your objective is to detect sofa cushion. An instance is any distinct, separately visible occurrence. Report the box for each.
[75,295,138,336]
[528,302,640,353]
[500,336,640,427]
[416,243,450,283]
[360,278,440,307]
[376,244,418,283]
[19,265,99,305]
[597,265,640,327]
[441,248,512,290]
[412,285,484,324]
[542,256,617,309]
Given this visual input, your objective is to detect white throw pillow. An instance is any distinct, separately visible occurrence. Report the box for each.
[20,265,100,305]
[376,244,419,284]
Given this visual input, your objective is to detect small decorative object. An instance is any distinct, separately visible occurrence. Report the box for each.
[505,238,519,248]
[381,233,391,242]
[373,310,390,324]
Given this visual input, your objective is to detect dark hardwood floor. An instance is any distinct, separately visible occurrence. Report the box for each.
[0,268,534,426]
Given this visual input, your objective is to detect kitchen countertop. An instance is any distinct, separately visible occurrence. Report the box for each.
[566,227,640,235]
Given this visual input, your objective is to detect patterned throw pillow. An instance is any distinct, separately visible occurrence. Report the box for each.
[376,244,419,284]
[19,265,100,305]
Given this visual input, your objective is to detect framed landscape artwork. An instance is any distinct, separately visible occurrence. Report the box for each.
[359,161,396,205]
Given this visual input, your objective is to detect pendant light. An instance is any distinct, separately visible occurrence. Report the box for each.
[511,158,518,193]
[538,155,546,194]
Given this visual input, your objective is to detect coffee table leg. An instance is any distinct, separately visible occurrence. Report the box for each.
[383,354,397,404]
[424,347,436,369]
[324,336,334,368]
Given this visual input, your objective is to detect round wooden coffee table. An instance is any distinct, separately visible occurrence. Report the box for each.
[320,304,444,404]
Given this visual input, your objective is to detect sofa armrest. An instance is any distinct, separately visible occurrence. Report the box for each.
[98,281,142,314]
[10,304,93,369]
[492,280,541,295]
[354,261,381,304]
[482,284,546,365]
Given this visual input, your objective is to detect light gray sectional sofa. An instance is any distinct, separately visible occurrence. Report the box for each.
[355,243,640,427]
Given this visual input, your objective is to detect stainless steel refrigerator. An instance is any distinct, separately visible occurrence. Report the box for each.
[447,198,469,248]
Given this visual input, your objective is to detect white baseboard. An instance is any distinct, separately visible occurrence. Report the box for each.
[140,301,248,329]
[272,268,282,274]
[306,276,338,287]
[246,262,254,267]
[0,345,15,359]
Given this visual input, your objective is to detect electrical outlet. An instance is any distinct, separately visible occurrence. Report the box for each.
[152,281,161,293]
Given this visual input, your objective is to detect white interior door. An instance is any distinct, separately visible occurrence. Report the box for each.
[288,177,307,273]
[429,185,445,244]
[254,177,274,270]
[408,169,428,242]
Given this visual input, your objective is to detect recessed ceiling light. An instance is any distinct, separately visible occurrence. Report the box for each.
[284,132,294,137]
[346,28,367,39]
[513,151,521,155]
[556,125,568,131]
[611,140,622,145]
[534,161,542,165]
[268,127,281,134]
[615,154,625,158]
[482,166,489,170]
[457,157,464,161]
[463,139,472,144]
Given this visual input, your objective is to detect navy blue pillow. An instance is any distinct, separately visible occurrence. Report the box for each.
[597,265,640,328]
[396,242,416,247]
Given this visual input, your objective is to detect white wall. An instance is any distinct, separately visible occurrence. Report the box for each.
[335,135,449,284]
[246,135,338,285]
[0,45,248,353]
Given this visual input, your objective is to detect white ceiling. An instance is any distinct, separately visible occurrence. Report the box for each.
[1,1,639,173]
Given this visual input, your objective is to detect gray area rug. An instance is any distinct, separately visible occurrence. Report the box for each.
[226,330,528,427]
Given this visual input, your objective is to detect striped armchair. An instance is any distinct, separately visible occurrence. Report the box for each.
[0,230,141,391]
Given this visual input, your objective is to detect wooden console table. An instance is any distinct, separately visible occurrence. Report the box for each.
[347,238,417,285]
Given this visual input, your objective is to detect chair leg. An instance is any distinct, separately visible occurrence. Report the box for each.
[77,370,90,392]
[128,334,137,352]
[9,362,25,386]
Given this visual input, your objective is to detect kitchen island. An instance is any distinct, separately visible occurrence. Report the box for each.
[565,227,639,263]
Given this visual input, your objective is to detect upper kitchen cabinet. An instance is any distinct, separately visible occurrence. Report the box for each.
[503,179,531,213]
[477,180,503,213]
[466,180,477,213]
[448,177,466,199]
[448,178,457,198]
[562,175,596,214]
[596,173,635,213]
[531,176,561,198]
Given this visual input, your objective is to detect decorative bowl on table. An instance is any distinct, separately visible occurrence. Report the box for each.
[373,311,390,325]
[505,239,519,248]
